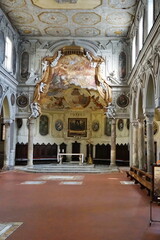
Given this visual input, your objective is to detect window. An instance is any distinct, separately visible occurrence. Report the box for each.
[132,36,136,68]
[4,36,12,72]
[138,16,143,51]
[147,0,153,34]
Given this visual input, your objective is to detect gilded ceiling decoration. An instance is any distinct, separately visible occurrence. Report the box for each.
[16,26,41,35]
[38,12,68,25]
[75,28,100,37]
[45,27,70,36]
[108,0,137,9]
[106,12,133,25]
[0,0,138,37]
[31,0,101,10]
[8,11,34,24]
[106,27,128,37]
[0,0,26,8]
[72,13,101,25]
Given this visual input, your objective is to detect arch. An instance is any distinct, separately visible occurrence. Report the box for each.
[130,88,136,120]
[136,87,143,119]
[144,74,155,112]
[2,96,10,119]
[155,64,160,108]
[48,39,99,56]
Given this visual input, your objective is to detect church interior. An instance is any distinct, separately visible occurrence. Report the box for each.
[0,0,160,239]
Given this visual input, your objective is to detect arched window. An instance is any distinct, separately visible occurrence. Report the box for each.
[4,36,13,72]
[147,0,154,34]
[138,16,143,52]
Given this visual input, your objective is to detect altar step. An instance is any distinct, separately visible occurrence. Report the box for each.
[14,163,119,173]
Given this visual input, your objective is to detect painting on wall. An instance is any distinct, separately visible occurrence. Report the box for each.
[105,118,111,136]
[68,118,87,137]
[119,51,126,79]
[152,165,160,202]
[39,115,49,136]
[117,119,124,131]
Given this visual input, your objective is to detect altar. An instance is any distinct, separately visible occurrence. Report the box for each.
[57,153,84,165]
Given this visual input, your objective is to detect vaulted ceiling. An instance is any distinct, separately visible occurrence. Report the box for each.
[0,0,138,38]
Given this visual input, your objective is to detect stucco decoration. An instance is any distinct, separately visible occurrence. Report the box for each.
[0,0,137,38]
[108,0,137,9]
[31,0,101,9]
[45,27,70,36]
[106,12,133,25]
[16,26,41,36]
[106,27,128,37]
[75,27,100,37]
[39,12,68,25]
[8,11,34,24]
[0,31,5,64]
[72,12,101,25]
[0,0,26,8]
[29,46,112,118]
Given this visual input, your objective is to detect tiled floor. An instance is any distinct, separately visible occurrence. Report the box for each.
[0,170,159,240]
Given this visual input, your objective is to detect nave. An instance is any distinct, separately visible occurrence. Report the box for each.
[0,169,159,240]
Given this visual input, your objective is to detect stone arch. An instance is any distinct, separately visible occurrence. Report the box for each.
[144,74,155,112]
[2,96,10,119]
[155,64,160,108]
[136,87,144,119]
[130,88,136,120]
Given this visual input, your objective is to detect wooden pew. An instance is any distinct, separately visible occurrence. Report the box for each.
[126,166,152,195]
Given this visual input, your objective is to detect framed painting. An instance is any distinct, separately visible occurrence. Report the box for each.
[68,118,87,137]
[152,165,160,202]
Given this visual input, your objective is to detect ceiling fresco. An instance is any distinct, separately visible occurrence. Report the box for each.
[0,0,138,38]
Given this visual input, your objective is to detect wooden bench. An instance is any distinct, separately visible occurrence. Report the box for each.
[126,166,152,195]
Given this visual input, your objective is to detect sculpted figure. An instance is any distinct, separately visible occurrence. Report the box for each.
[42,60,49,72]
[29,102,41,119]
[40,82,47,93]
[105,103,116,119]
[51,51,62,67]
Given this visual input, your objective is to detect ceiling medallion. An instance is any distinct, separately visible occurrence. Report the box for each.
[116,94,129,108]
[55,0,78,3]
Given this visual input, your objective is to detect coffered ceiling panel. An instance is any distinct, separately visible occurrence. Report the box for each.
[38,12,68,25]
[45,27,71,36]
[31,0,101,10]
[72,13,101,25]
[75,27,100,37]
[0,0,138,38]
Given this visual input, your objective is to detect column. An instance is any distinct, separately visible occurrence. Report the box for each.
[146,114,154,173]
[138,119,145,170]
[110,118,116,167]
[27,119,35,166]
[132,120,139,167]
[3,121,11,170]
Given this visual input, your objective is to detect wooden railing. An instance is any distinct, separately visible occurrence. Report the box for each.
[126,166,152,195]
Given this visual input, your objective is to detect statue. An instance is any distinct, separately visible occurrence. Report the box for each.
[29,102,41,119]
[39,82,47,93]
[105,103,116,119]
[51,50,62,67]
[42,60,49,72]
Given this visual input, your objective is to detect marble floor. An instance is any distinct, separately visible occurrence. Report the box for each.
[0,169,159,240]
